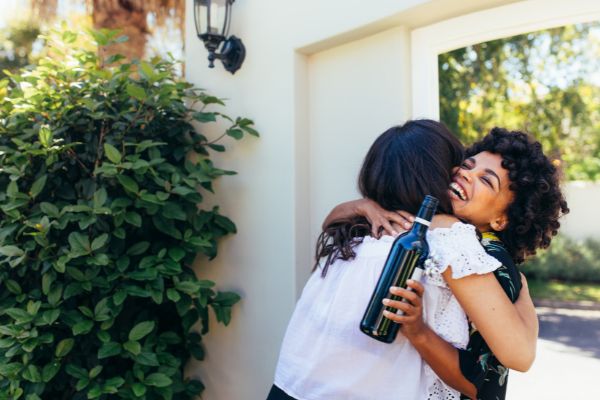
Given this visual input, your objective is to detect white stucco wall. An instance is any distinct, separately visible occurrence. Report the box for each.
[183,1,597,399]
[561,182,600,240]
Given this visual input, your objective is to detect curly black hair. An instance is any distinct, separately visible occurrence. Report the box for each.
[466,127,569,264]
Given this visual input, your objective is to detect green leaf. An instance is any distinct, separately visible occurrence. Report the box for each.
[6,308,33,323]
[124,211,142,227]
[98,342,122,359]
[55,338,75,357]
[166,288,181,302]
[226,128,244,140]
[87,384,102,399]
[42,309,61,325]
[131,383,147,397]
[93,188,108,208]
[116,175,139,194]
[140,61,156,81]
[175,281,202,295]
[30,175,47,198]
[127,83,147,101]
[208,143,226,152]
[0,363,22,377]
[5,279,22,294]
[104,143,122,164]
[145,372,172,387]
[128,321,155,341]
[168,246,186,262]
[193,112,217,122]
[104,376,125,391]
[27,300,41,315]
[22,364,42,383]
[88,365,103,379]
[39,125,53,147]
[69,232,91,253]
[162,202,187,220]
[0,246,24,257]
[91,233,109,251]
[66,363,88,380]
[123,340,141,355]
[40,202,60,218]
[214,291,241,306]
[42,361,60,382]
[6,180,18,197]
[73,319,94,335]
[127,241,150,256]
[113,289,127,306]
[135,351,159,367]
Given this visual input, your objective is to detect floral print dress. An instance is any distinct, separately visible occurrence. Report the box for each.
[458,232,522,400]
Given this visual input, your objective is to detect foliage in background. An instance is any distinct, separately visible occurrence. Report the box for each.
[0,21,42,79]
[439,22,600,181]
[0,27,257,400]
[527,280,600,303]
[522,235,600,283]
[29,0,184,61]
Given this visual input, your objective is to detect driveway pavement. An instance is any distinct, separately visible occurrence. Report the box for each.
[507,306,600,399]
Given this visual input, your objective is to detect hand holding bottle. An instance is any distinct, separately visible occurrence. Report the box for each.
[382,280,427,339]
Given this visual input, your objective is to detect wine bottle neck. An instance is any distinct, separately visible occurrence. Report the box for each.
[410,196,437,237]
[411,219,430,237]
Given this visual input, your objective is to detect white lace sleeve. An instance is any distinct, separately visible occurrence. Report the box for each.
[426,222,501,279]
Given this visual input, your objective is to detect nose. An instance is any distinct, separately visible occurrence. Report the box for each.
[457,168,472,183]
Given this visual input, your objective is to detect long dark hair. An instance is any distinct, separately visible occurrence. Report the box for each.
[315,119,464,276]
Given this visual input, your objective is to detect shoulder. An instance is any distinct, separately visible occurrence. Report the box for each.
[430,214,460,229]
[480,233,522,300]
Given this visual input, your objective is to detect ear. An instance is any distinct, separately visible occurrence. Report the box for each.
[490,214,509,232]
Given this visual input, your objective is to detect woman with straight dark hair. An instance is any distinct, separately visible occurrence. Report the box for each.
[267,120,541,400]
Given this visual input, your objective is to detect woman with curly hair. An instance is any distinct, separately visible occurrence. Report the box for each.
[321,127,569,399]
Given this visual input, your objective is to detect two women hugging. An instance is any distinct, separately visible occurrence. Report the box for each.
[268,120,568,400]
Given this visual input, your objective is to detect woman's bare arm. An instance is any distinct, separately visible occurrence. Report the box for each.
[443,269,538,371]
[432,215,538,371]
[388,278,536,398]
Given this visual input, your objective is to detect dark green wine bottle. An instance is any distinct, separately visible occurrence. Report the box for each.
[360,195,438,343]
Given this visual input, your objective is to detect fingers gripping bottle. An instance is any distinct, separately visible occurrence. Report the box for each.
[360,195,438,343]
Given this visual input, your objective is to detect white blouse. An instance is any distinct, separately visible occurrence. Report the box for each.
[273,222,501,400]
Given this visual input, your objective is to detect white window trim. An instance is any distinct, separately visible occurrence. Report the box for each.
[411,0,600,119]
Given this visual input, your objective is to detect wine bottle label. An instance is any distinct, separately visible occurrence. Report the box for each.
[413,217,431,226]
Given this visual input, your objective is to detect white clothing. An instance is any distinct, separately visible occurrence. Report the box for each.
[274,222,500,400]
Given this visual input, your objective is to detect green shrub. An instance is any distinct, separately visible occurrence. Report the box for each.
[522,235,600,283]
[0,28,258,399]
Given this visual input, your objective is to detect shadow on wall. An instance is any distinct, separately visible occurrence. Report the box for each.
[537,307,600,359]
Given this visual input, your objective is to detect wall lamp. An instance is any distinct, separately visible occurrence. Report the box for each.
[193,0,246,74]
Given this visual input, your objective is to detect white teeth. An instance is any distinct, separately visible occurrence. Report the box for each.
[449,182,467,201]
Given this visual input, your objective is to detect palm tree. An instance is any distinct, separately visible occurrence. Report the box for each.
[30,0,184,60]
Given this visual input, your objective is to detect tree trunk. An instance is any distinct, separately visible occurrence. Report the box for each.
[92,0,148,60]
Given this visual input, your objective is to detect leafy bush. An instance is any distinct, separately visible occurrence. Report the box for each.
[522,235,600,283]
[0,28,257,399]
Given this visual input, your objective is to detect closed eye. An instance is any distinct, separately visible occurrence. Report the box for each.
[481,175,498,191]
[461,158,475,170]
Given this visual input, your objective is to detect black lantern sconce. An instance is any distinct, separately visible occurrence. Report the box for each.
[193,0,246,74]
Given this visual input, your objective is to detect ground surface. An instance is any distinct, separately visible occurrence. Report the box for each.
[507,306,600,399]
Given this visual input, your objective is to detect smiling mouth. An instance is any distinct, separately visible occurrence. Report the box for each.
[449,182,467,201]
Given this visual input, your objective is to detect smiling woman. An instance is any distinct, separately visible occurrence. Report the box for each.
[449,151,514,234]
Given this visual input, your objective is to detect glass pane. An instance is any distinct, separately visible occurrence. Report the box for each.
[209,0,227,35]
